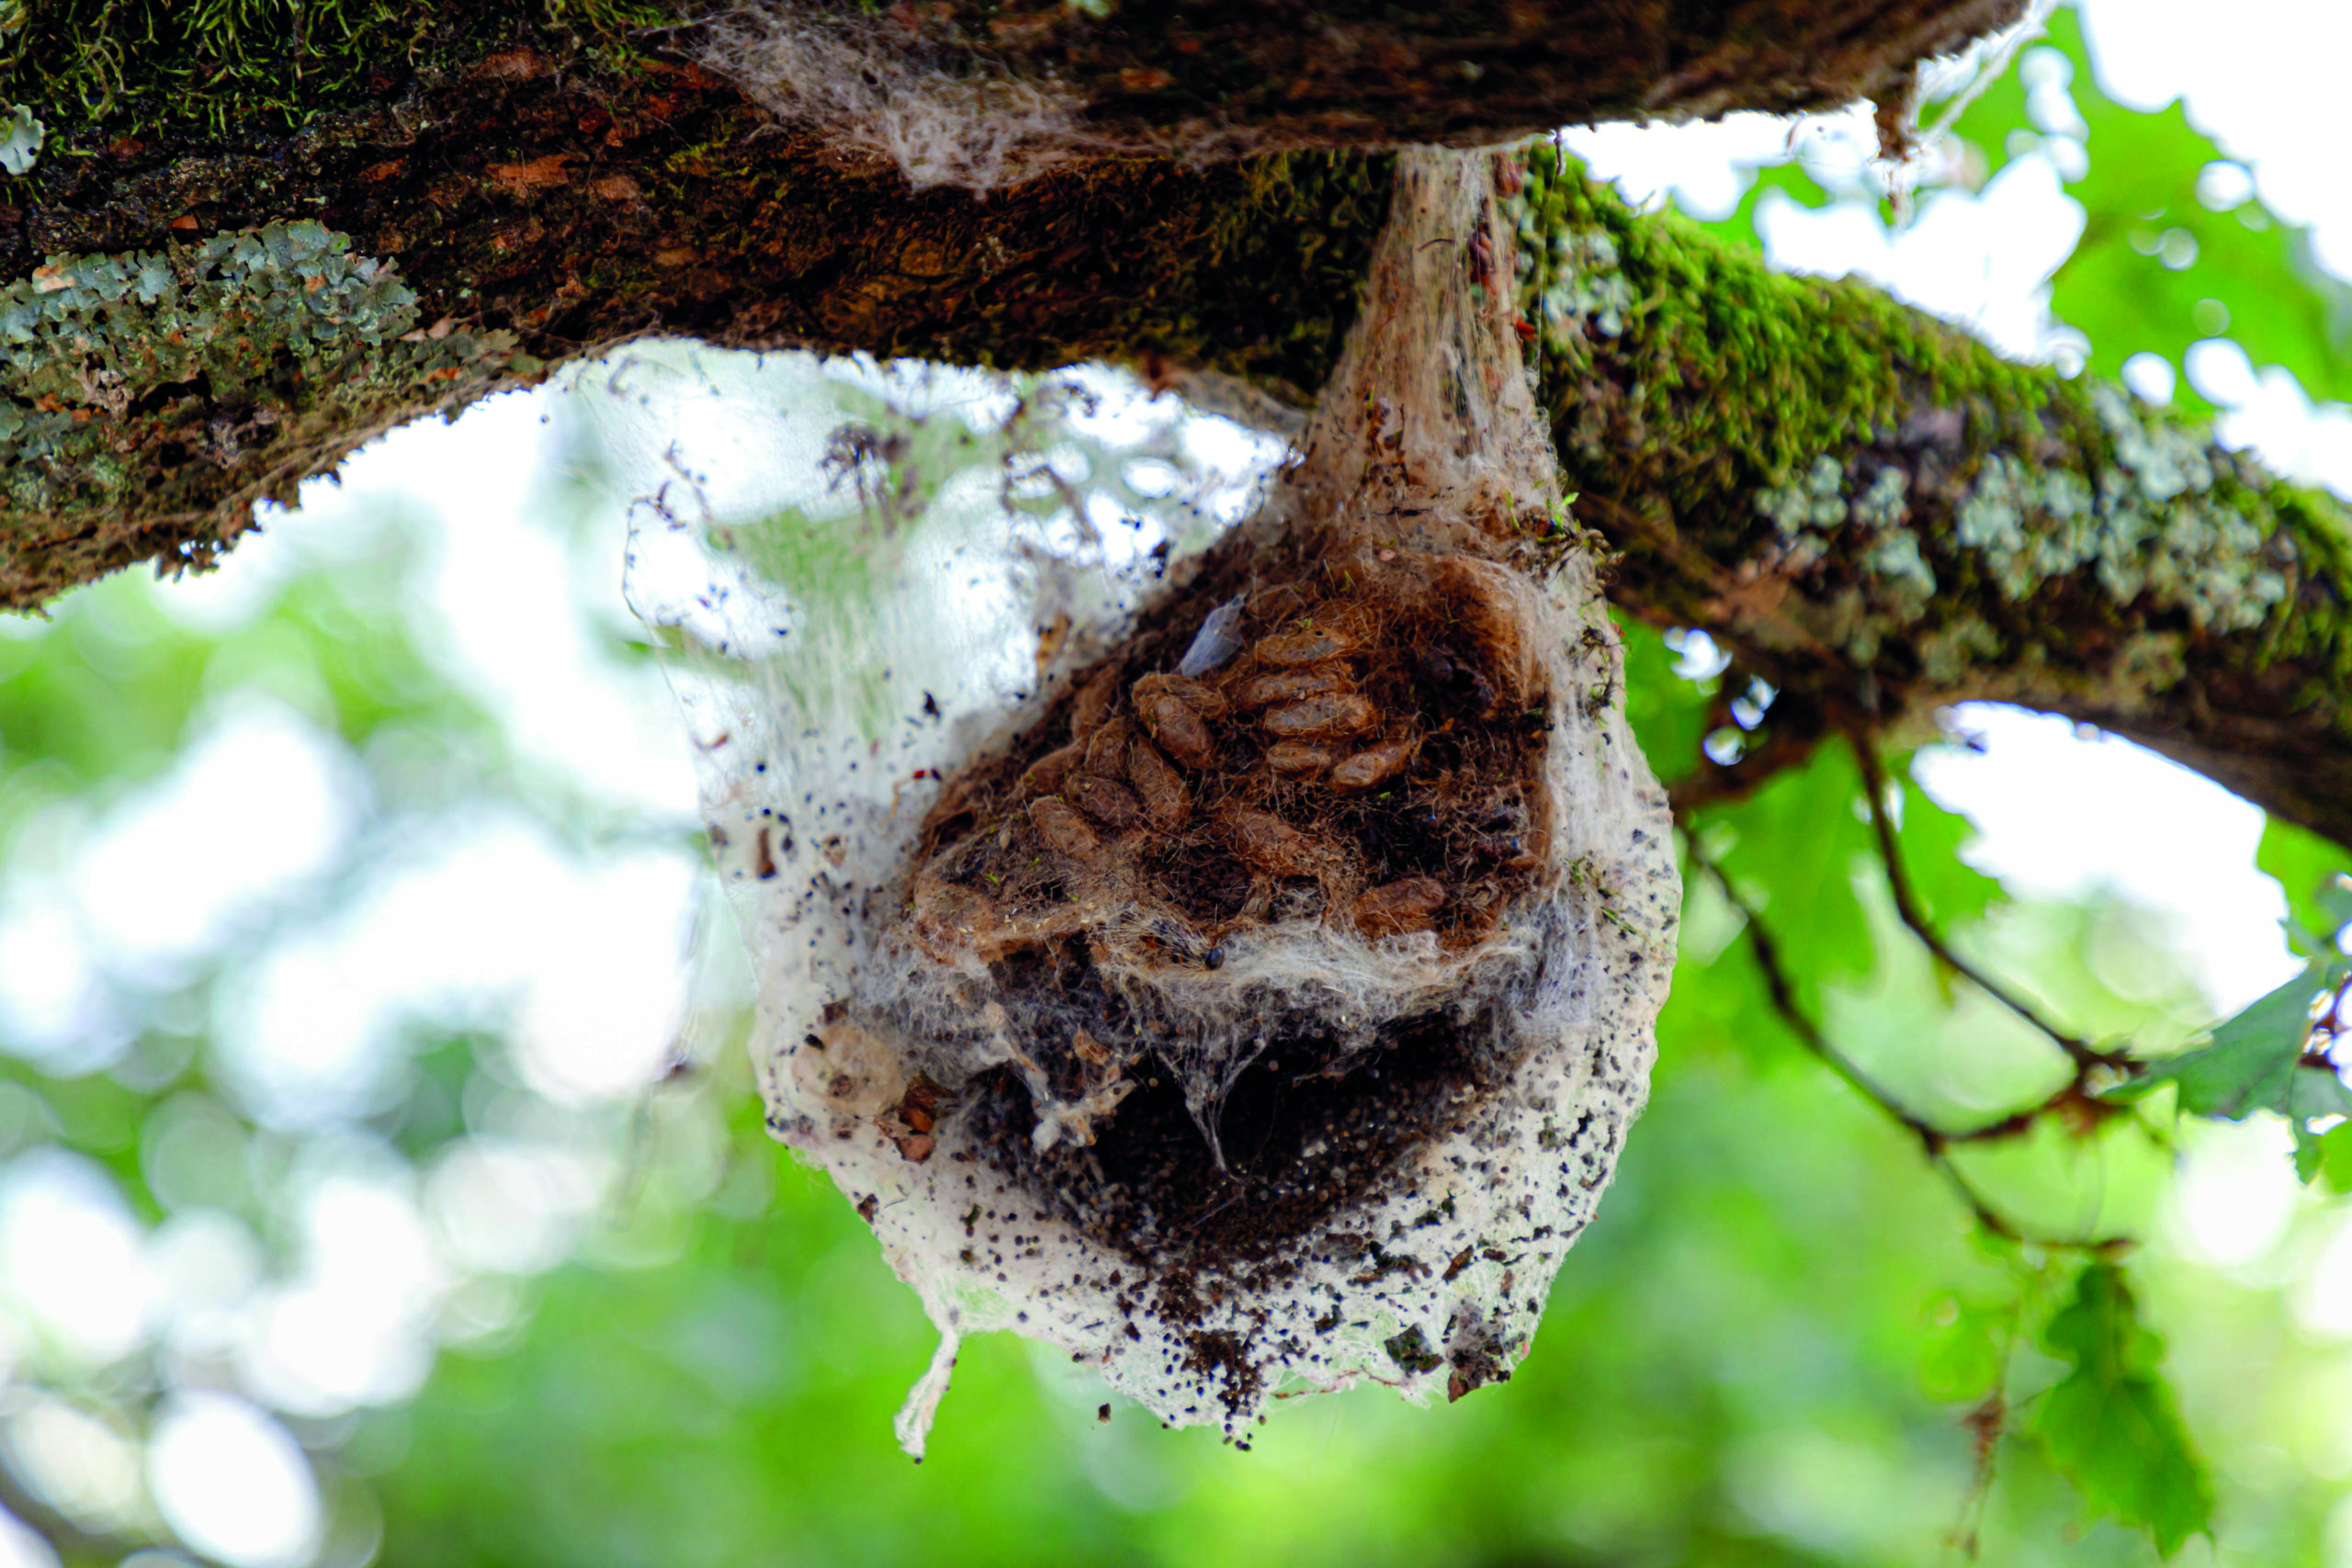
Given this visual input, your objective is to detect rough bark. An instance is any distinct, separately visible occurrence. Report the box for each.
[1514,169,2352,847]
[7,0,2347,852]
[0,0,2019,604]
[4,0,2023,159]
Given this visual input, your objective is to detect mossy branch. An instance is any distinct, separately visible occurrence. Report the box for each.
[1514,162,2352,849]
[0,20,1405,604]
[5,1,2349,851]
[1,0,2022,152]
[0,0,2018,607]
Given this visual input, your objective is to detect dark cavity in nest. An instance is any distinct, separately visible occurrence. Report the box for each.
[962,998,1495,1271]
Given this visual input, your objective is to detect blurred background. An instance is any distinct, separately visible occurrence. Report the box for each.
[2,0,2350,1562]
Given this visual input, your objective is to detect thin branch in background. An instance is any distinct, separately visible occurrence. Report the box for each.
[1847,731,2133,1074]
[1666,715,1827,817]
[1685,834,2128,1254]
[1951,1391,2007,1560]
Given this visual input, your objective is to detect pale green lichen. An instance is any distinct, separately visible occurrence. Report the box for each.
[0,221,421,509]
[1736,375,2286,660]
[1757,454,1849,541]
[1752,456,1936,658]
[0,220,419,404]
[0,103,40,175]
[1914,615,2005,685]
[1861,529,1936,610]
[0,219,531,544]
[1951,456,2038,595]
[1851,465,1908,530]
[1520,220,1634,343]
[1950,384,2289,633]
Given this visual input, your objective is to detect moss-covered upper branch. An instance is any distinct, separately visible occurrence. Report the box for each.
[6,0,2346,846]
[0,0,2026,604]
[1512,161,2352,845]
[0,14,1404,604]
[1,0,2023,152]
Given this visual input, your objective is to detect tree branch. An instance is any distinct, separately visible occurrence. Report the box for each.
[1518,164,2352,850]
[0,0,2023,607]
[7,2,2350,863]
[1846,730,2129,1070]
[1685,831,2132,1251]
[4,0,2028,164]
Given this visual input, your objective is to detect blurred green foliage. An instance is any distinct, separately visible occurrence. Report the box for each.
[2257,818,2352,956]
[2109,955,2352,1178]
[6,516,2343,1563]
[1952,12,2352,413]
[1695,6,2352,419]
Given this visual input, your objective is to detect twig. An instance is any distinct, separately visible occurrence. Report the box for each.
[1951,1391,2006,1560]
[1847,731,2132,1073]
[1686,833,2128,1253]
[1667,721,1826,816]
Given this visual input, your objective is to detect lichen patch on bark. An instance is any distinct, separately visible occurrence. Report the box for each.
[1512,156,2352,845]
[0,219,536,604]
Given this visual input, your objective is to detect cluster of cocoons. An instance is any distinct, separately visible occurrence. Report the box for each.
[723,152,1677,1452]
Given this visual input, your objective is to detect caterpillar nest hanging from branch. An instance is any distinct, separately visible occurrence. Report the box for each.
[723,149,1678,1454]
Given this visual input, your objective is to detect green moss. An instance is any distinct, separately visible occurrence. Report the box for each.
[1512,158,2052,509]
[540,0,673,37]
[1511,154,2352,700]
[1938,386,2283,635]
[1170,152,1393,396]
[0,0,662,140]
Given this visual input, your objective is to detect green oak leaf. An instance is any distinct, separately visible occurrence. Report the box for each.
[1894,761,2007,931]
[1693,744,1880,1015]
[2106,954,2352,1179]
[1952,10,2352,414]
[2032,1262,2214,1557]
